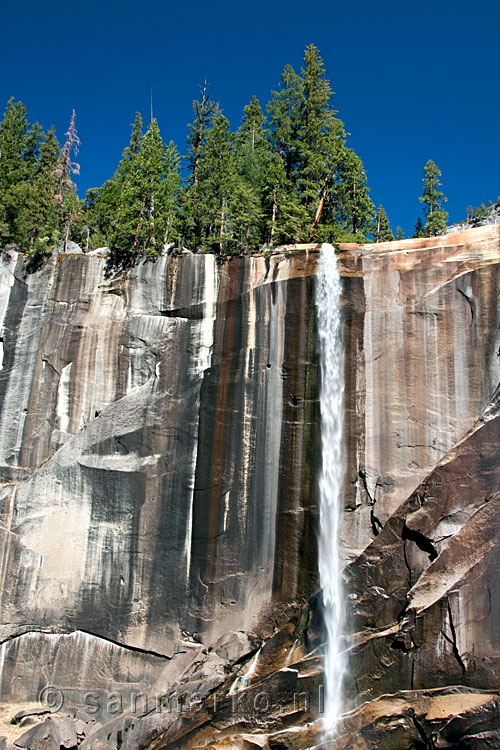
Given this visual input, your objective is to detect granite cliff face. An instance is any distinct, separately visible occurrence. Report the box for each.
[0,226,498,749]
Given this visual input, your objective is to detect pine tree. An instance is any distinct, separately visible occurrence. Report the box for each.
[230,179,262,253]
[475,202,488,219]
[330,145,374,240]
[418,159,448,236]
[24,122,43,179]
[267,64,303,179]
[236,97,268,188]
[84,184,119,248]
[112,118,162,255]
[114,112,143,182]
[0,204,8,245]
[111,119,180,255]
[0,53,403,257]
[297,44,345,238]
[181,84,219,248]
[395,226,405,240]
[54,110,81,251]
[413,217,426,238]
[194,114,236,253]
[14,126,60,253]
[55,110,80,204]
[187,82,217,186]
[0,100,62,253]
[86,113,143,247]
[262,153,307,245]
[162,140,182,245]
[234,96,270,250]
[0,98,29,193]
[0,98,30,243]
[372,204,394,242]
[266,63,305,244]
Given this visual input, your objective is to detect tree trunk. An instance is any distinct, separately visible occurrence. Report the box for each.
[310,177,329,239]
[270,187,278,246]
[164,211,172,245]
[352,176,358,234]
[150,190,155,251]
[219,198,225,254]
[64,215,71,253]
[193,81,209,187]
[133,193,147,251]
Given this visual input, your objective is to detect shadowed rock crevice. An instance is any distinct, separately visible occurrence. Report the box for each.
[406,707,436,749]
[160,304,203,320]
[358,469,384,537]
[441,598,466,675]
[401,522,438,562]
[456,285,475,325]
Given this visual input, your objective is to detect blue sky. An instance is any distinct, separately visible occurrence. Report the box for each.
[2,0,499,236]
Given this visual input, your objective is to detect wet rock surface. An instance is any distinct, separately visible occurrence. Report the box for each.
[0,226,499,748]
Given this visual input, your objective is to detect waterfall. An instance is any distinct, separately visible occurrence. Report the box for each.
[315,243,345,734]
[228,647,262,695]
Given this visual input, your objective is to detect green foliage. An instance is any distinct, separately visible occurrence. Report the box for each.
[262,153,307,246]
[0,98,30,243]
[297,44,345,232]
[267,64,303,180]
[418,159,448,236]
[0,47,398,257]
[265,70,305,245]
[474,202,488,219]
[83,113,144,248]
[235,97,268,188]
[0,99,62,253]
[189,114,236,253]
[181,85,221,249]
[110,119,181,256]
[395,226,405,240]
[413,217,426,238]
[233,96,271,250]
[372,204,394,242]
[329,145,374,239]
[425,208,449,236]
[266,46,373,245]
[13,141,60,253]
[84,182,120,246]
[186,82,218,186]
[55,110,82,252]
[465,198,499,227]
[115,112,143,182]
[0,98,29,192]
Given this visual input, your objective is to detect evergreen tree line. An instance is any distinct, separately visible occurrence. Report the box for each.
[0,45,451,258]
[465,197,500,224]
[0,102,80,254]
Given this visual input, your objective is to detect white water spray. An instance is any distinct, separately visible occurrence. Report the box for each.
[315,243,345,734]
[228,647,262,695]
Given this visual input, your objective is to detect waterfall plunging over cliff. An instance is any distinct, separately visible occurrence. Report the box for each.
[316,243,345,733]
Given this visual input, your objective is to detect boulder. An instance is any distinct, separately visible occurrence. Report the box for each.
[57,241,83,254]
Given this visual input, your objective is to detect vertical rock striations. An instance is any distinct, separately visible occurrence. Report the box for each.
[0,225,498,748]
[0,249,321,717]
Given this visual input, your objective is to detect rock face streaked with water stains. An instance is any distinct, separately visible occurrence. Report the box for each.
[0,225,499,749]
